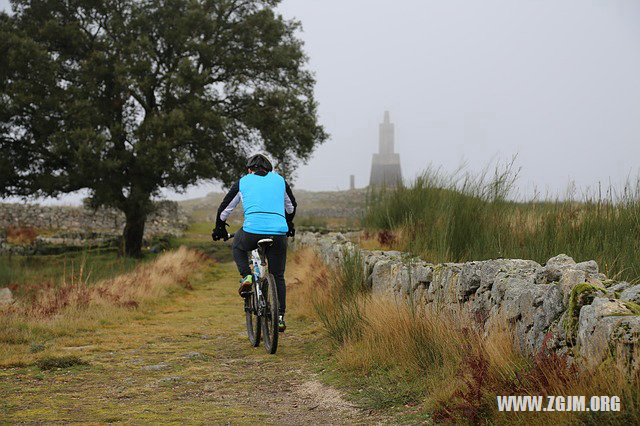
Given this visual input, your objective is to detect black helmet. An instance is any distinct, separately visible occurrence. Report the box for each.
[246,154,273,172]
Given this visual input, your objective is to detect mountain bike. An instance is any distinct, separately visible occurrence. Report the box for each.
[239,236,280,354]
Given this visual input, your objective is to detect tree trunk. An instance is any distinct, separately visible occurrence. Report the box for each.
[122,207,147,258]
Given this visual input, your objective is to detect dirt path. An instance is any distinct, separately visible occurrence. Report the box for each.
[0,261,371,424]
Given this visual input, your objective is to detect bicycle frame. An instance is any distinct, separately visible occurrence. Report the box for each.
[250,248,267,315]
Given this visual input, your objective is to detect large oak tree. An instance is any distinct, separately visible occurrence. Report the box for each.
[0,0,326,256]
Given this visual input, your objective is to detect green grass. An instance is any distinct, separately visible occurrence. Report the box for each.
[170,222,241,262]
[364,164,640,283]
[310,345,427,411]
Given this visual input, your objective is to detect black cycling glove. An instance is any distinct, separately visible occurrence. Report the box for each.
[286,221,295,237]
[212,220,229,241]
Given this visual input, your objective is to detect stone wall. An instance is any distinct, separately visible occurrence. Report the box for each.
[295,232,640,377]
[0,201,189,238]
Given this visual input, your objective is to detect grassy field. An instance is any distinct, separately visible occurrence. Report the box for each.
[0,223,221,363]
[0,249,371,423]
[0,221,239,300]
[0,246,210,364]
[0,249,152,300]
[363,166,640,283]
[0,223,382,423]
[4,213,639,423]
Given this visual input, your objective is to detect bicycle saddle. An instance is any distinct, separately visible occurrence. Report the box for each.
[257,238,274,248]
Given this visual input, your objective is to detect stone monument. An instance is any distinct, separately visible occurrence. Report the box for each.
[369,111,402,187]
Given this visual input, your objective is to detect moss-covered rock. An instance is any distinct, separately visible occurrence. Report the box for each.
[577,298,640,375]
[621,300,640,315]
[564,282,606,344]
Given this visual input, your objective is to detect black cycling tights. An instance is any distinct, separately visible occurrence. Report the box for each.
[231,228,287,315]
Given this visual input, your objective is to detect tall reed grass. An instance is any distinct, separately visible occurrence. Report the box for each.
[364,163,640,282]
[313,248,368,345]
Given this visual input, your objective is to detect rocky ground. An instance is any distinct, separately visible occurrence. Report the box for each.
[0,261,375,424]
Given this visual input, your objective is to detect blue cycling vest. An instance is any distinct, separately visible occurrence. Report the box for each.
[239,172,288,235]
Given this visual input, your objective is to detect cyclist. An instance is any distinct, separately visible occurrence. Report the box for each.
[212,154,296,332]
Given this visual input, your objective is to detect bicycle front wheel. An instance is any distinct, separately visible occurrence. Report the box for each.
[261,273,279,354]
[245,284,261,347]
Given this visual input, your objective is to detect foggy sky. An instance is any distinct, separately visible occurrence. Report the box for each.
[283,0,640,197]
[2,0,639,203]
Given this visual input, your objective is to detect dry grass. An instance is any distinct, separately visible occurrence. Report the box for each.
[357,230,398,251]
[5,225,38,245]
[0,246,210,367]
[15,246,207,318]
[289,248,640,424]
[287,248,332,321]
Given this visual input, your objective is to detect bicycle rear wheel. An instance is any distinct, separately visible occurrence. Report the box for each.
[245,283,261,347]
[261,273,279,354]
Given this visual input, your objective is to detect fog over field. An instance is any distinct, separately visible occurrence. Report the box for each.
[2,0,639,202]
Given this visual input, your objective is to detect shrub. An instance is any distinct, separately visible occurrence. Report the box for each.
[5,226,38,245]
[36,355,88,370]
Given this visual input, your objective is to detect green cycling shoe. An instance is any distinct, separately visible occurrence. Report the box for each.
[238,274,252,296]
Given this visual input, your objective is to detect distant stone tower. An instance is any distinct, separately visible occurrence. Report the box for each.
[369,111,402,187]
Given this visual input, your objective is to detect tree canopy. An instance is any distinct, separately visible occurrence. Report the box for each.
[0,0,327,256]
